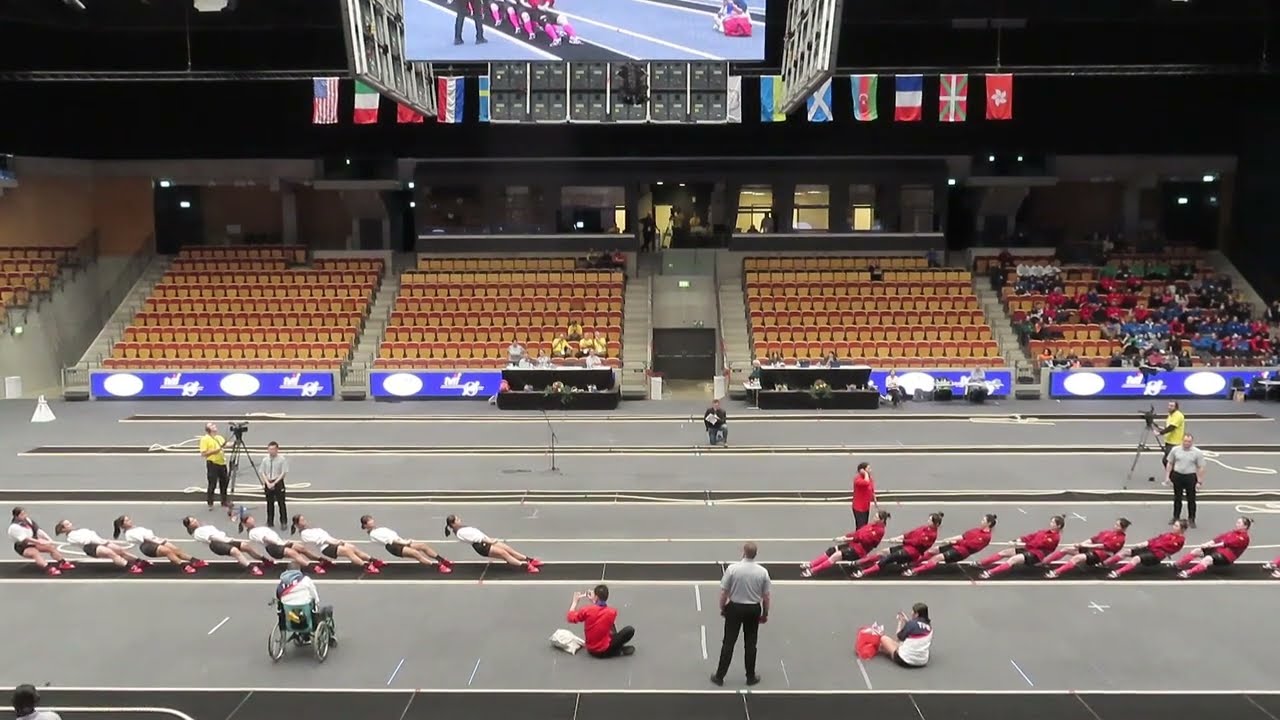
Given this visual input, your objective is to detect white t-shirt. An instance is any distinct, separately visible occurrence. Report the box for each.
[249,526,284,546]
[300,527,338,550]
[67,528,105,546]
[192,525,230,544]
[896,618,933,667]
[124,526,157,544]
[279,574,320,607]
[8,522,33,543]
[454,526,486,544]
[17,711,62,720]
[369,527,402,545]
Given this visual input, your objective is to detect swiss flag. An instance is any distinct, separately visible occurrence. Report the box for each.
[985,74,1014,120]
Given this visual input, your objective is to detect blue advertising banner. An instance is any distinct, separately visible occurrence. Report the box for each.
[90,371,335,399]
[1049,368,1268,399]
[872,369,1012,397]
[371,370,502,399]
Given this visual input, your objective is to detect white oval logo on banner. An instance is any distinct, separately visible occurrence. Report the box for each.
[896,372,936,395]
[220,373,261,397]
[1184,371,1227,396]
[1062,372,1106,397]
[101,373,145,397]
[382,373,425,397]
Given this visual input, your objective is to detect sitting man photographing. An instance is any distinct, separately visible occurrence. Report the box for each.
[567,585,635,658]
[705,399,728,446]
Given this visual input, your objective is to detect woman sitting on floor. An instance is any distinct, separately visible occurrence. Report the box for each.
[876,602,932,669]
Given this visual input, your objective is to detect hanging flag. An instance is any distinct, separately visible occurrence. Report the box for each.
[478,75,491,123]
[894,75,923,122]
[985,73,1014,120]
[726,75,742,123]
[437,76,465,124]
[806,78,833,123]
[850,74,877,121]
[759,75,786,123]
[938,73,968,122]
[312,77,338,125]
[396,103,424,124]
[353,81,380,124]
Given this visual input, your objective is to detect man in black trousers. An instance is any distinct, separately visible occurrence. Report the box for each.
[452,0,486,46]
[712,542,771,686]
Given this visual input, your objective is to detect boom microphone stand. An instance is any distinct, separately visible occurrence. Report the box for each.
[1123,405,1158,490]
[541,409,560,474]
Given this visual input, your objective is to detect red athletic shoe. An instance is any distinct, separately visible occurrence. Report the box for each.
[192,559,209,568]
[44,566,61,576]
[261,559,276,568]
[437,563,453,574]
[140,559,154,567]
[310,564,327,575]
[525,563,541,574]
[529,558,544,568]
[250,565,265,576]
[57,560,75,571]
[364,563,381,574]
[127,564,144,575]
[182,564,198,574]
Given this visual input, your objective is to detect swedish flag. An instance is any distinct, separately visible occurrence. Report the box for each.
[759,75,786,123]
[478,76,491,123]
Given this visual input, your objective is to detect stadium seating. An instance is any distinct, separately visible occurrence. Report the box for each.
[102,246,381,370]
[0,245,78,310]
[745,256,1003,368]
[375,256,625,369]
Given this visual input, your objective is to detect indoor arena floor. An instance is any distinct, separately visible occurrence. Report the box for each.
[3,398,1280,720]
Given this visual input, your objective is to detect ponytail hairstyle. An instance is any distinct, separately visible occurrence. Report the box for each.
[11,506,23,520]
[1240,516,1254,529]
[54,520,71,536]
[444,514,458,537]
[182,516,197,535]
[983,513,998,529]
[874,509,891,523]
[237,513,253,534]
[929,512,945,527]
[912,602,930,623]
[1050,514,1066,529]
[1173,519,1189,531]
[112,516,126,540]
[290,514,302,536]
[359,514,374,530]
[1117,517,1132,531]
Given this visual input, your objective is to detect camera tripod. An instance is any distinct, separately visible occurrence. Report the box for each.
[1122,405,1160,490]
[224,428,264,516]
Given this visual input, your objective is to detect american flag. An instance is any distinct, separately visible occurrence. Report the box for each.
[312,77,339,124]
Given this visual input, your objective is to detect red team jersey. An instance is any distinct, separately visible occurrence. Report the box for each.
[1212,529,1250,563]
[852,471,875,512]
[1145,532,1187,559]
[954,527,992,555]
[1089,530,1127,557]
[900,525,939,558]
[1019,529,1061,560]
[843,523,886,556]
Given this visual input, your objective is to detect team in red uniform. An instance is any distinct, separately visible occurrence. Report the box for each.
[801,510,889,578]
[851,512,944,578]
[1103,519,1188,578]
[976,515,1065,579]
[1176,517,1251,578]
[1043,518,1131,579]
[903,514,995,577]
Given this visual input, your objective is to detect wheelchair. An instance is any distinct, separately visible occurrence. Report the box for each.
[268,602,335,663]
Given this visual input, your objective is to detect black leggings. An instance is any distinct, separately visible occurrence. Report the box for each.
[589,626,636,658]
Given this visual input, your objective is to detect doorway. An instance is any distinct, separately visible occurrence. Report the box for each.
[653,328,717,380]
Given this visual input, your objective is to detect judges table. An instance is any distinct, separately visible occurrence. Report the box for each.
[498,367,620,410]
[756,365,877,410]
[758,365,873,391]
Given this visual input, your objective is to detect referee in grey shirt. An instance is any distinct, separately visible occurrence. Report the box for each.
[261,441,290,529]
[1164,434,1206,529]
[712,542,770,687]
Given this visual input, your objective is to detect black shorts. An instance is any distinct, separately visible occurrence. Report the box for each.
[1014,549,1043,566]
[321,544,340,560]
[265,543,288,561]
[1085,550,1109,566]
[837,544,864,562]
[12,540,34,556]
[386,542,408,558]
[82,542,103,558]
[1134,549,1164,566]
[140,540,161,557]
[938,544,968,564]
[892,651,925,669]
[472,541,493,558]
[1206,551,1232,567]
[209,539,243,556]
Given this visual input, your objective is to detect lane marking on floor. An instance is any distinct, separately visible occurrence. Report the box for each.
[700,625,708,660]
[1011,659,1035,687]
[694,585,702,612]
[387,658,405,686]
[117,415,1273,425]
[467,658,482,687]
[206,617,230,635]
[1088,602,1109,614]
[856,659,874,690]
[780,659,791,688]
[14,708,195,720]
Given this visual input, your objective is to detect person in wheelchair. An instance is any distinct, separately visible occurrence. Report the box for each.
[276,568,337,646]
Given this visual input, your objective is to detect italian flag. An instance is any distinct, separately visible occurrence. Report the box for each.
[353,81,380,124]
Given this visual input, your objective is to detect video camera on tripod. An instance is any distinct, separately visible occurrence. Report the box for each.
[229,421,249,440]
[1140,404,1157,430]
[1124,404,1159,489]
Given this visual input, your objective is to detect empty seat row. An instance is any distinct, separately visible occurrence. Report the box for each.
[1028,339,1123,357]
[751,310,985,326]
[0,259,58,273]
[0,272,54,293]
[750,295,980,312]
[141,298,369,314]
[754,340,1001,358]
[123,325,358,344]
[111,341,350,361]
[177,245,308,263]
[746,270,972,284]
[163,271,380,286]
[403,271,624,285]
[168,259,288,273]
[745,256,930,271]
[131,310,365,327]
[388,310,623,328]
[753,326,993,343]
[374,357,622,370]
[384,325,622,343]
[747,281,974,297]
[312,258,385,272]
[151,283,373,300]
[377,340,622,361]
[103,358,338,370]
[400,282,622,299]
[0,246,75,261]
[394,296,622,314]
[418,256,579,272]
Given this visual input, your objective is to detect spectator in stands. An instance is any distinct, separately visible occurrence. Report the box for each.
[766,351,783,366]
[507,339,527,366]
[641,214,657,253]
[823,351,841,368]
[567,319,584,341]
[884,370,904,407]
[581,332,606,357]
[997,249,1014,268]
[869,264,884,282]
[704,400,728,446]
[552,333,571,358]
[584,349,603,368]
[1268,300,1280,326]
[535,350,554,368]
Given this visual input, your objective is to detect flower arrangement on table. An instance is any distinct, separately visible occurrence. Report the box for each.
[543,380,574,405]
[809,379,833,400]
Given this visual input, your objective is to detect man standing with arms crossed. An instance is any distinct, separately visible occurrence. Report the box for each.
[200,423,232,517]
[261,441,290,530]
[712,542,770,687]
[1164,434,1206,529]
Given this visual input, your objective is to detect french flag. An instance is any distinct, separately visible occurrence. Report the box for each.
[894,75,923,122]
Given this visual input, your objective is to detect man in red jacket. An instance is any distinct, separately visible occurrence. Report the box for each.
[566,585,635,658]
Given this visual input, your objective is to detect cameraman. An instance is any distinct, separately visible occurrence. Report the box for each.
[1158,401,1187,467]
[200,423,231,515]
[261,441,289,529]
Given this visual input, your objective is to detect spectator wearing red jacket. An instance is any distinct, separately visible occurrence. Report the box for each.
[1043,518,1131,578]
[851,462,877,528]
[1177,517,1251,578]
[802,510,889,578]
[851,513,944,578]
[1104,520,1188,578]
[904,513,996,576]
[976,515,1065,578]
[566,585,635,658]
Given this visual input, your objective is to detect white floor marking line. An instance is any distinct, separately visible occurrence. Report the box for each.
[224,690,253,720]
[1088,602,1110,614]
[780,659,791,688]
[467,658,482,687]
[395,692,416,720]
[1238,503,1280,515]
[908,694,926,720]
[1072,513,1088,522]
[206,617,229,635]
[1018,508,1028,514]
[571,693,581,720]
[694,585,702,612]
[3,577,1278,587]
[856,659,873,690]
[1245,695,1280,720]
[1010,659,1035,687]
[700,625,708,660]
[1202,449,1279,475]
[524,508,539,520]
[387,658,405,686]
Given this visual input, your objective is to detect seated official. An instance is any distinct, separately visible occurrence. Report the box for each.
[567,321,584,341]
[552,333,571,358]
[584,349,603,368]
[704,399,728,446]
[566,585,635,658]
[276,568,338,645]
[884,370,904,406]
[966,367,988,403]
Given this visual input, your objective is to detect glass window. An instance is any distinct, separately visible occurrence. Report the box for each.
[736,185,773,232]
[901,185,936,233]
[560,186,624,232]
[502,186,537,232]
[419,185,482,231]
[849,183,877,231]
[793,184,830,231]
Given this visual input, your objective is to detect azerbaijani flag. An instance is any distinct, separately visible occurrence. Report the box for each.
[851,74,878,121]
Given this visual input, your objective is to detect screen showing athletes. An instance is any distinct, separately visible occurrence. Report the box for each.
[405,0,768,62]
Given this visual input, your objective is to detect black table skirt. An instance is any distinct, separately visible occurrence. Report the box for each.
[756,390,880,410]
[496,390,621,411]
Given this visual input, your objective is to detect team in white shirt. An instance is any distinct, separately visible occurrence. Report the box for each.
[114,515,202,573]
[183,516,273,576]
[445,513,543,574]
[54,520,144,574]
[8,507,73,576]
[240,513,328,574]
[361,515,453,573]
[290,514,384,574]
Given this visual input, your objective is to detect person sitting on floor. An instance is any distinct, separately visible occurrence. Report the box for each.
[704,399,728,446]
[876,602,932,669]
[566,585,635,658]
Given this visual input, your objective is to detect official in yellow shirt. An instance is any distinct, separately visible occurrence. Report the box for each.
[200,423,232,514]
[552,333,570,358]
[1159,401,1186,467]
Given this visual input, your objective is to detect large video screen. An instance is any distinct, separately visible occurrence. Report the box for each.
[404,0,767,62]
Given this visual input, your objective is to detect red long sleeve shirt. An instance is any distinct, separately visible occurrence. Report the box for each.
[1211,530,1250,563]
[1019,529,1061,560]
[843,523,886,556]
[954,527,992,555]
[1145,532,1187,559]
[852,471,876,512]
[1089,530,1127,554]
[566,603,618,654]
[900,525,939,557]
